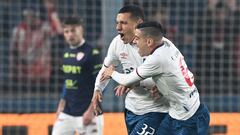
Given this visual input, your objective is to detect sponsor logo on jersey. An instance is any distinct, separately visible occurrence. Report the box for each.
[120,52,128,59]
[92,49,100,55]
[62,65,81,74]
[64,53,76,58]
[76,52,85,61]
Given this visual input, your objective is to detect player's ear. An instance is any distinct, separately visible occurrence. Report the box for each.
[136,19,143,24]
[147,38,154,47]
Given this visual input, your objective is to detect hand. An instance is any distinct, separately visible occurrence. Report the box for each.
[150,85,163,101]
[114,85,130,96]
[91,90,103,116]
[100,65,115,82]
[44,0,55,10]
[83,109,95,126]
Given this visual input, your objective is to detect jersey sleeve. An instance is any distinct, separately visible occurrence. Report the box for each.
[136,55,163,78]
[61,84,67,99]
[94,37,120,92]
[91,48,102,77]
[94,65,109,91]
[111,70,142,87]
[102,37,120,67]
[111,54,163,87]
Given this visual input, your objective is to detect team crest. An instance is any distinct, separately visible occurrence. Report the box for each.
[76,52,85,61]
[120,52,128,59]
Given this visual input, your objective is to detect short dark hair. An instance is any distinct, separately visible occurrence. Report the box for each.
[136,21,164,39]
[63,16,84,27]
[118,5,145,21]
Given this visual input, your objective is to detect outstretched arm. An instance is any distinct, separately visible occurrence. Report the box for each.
[101,65,143,87]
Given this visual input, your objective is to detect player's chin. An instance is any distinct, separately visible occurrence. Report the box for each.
[138,50,143,57]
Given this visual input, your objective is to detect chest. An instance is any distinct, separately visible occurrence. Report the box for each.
[62,50,91,75]
[116,45,145,72]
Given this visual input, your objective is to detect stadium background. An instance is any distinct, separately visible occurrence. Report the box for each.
[0,0,240,134]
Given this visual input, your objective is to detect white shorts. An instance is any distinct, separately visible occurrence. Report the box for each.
[52,112,103,135]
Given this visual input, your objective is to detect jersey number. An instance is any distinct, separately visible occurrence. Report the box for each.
[179,57,194,87]
[137,123,155,135]
[124,67,134,74]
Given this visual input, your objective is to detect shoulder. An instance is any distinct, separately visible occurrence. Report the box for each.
[82,42,99,55]
[110,35,124,46]
[108,35,126,52]
[147,46,169,65]
[162,37,175,46]
[145,53,161,65]
[12,23,27,34]
[112,35,122,42]
[84,42,101,56]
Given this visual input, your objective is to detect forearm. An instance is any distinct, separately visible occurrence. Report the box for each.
[111,70,142,87]
[94,65,110,92]
[56,99,65,113]
[45,1,62,34]
[85,102,94,114]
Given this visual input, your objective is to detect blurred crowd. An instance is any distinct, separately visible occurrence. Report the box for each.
[0,0,240,96]
[126,0,240,95]
[0,0,102,94]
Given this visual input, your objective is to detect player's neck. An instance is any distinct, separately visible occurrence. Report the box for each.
[70,39,85,49]
[128,36,136,45]
[150,42,164,54]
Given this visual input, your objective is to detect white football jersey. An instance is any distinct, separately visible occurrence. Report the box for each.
[94,35,169,115]
[111,37,200,120]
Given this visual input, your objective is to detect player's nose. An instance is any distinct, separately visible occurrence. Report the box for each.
[116,23,122,31]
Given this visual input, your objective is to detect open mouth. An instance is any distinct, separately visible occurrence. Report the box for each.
[119,33,124,38]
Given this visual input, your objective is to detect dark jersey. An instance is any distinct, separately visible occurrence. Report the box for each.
[61,42,102,116]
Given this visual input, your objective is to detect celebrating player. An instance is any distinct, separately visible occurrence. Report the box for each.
[91,5,169,135]
[101,21,210,135]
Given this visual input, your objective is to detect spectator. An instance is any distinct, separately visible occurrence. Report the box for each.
[196,1,240,94]
[8,0,62,91]
[151,7,177,43]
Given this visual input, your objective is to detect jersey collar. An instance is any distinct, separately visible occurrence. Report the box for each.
[70,39,86,49]
[150,42,164,54]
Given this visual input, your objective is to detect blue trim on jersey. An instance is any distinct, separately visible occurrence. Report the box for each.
[103,64,108,68]
[150,43,164,54]
[136,68,145,79]
[61,84,67,98]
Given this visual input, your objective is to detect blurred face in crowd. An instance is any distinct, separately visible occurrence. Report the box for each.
[153,9,168,27]
[23,9,39,28]
[133,29,152,57]
[63,25,84,46]
[215,7,227,22]
[116,13,142,44]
